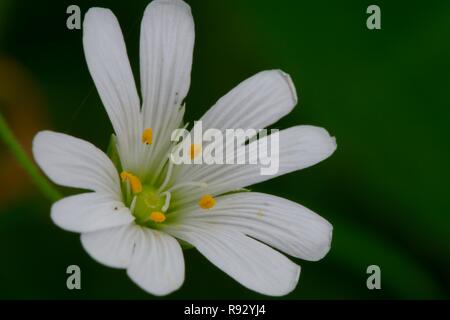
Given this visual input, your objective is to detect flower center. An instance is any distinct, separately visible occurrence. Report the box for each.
[117,128,219,229]
[132,185,167,226]
[120,168,216,228]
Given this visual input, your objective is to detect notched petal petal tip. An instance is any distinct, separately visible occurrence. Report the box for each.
[83,8,117,33]
[315,221,333,261]
[143,0,193,34]
[32,130,46,154]
[275,69,298,106]
[146,0,192,13]
[293,125,337,162]
[300,217,333,262]
[288,264,301,295]
[32,130,55,178]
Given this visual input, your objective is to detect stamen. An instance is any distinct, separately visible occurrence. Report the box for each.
[142,128,153,145]
[149,126,189,186]
[125,180,130,201]
[149,211,166,223]
[120,171,142,194]
[199,194,216,209]
[130,196,137,214]
[189,144,201,160]
[160,191,171,212]
[157,160,174,192]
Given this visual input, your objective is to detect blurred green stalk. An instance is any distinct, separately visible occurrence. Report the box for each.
[0,112,61,202]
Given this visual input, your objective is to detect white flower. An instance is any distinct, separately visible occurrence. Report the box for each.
[33,0,336,296]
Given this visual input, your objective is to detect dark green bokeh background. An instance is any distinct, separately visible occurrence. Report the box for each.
[0,0,449,299]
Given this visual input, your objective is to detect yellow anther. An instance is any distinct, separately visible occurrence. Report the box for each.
[189,144,201,160]
[149,211,166,223]
[142,128,153,145]
[198,194,216,209]
[120,171,142,194]
[120,171,131,182]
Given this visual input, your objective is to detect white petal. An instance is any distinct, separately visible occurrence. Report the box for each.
[172,70,297,183]
[164,224,300,296]
[127,228,184,296]
[51,193,134,233]
[83,8,142,172]
[81,224,139,269]
[174,125,336,203]
[33,131,120,196]
[200,70,297,131]
[139,0,194,173]
[176,192,332,261]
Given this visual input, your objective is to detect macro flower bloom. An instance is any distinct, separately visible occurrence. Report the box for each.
[33,0,336,296]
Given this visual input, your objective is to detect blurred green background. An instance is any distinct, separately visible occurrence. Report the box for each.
[0,0,449,299]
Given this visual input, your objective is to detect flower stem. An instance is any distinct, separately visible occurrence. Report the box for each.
[0,112,62,202]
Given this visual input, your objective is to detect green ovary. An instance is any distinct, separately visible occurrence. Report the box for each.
[132,185,166,226]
